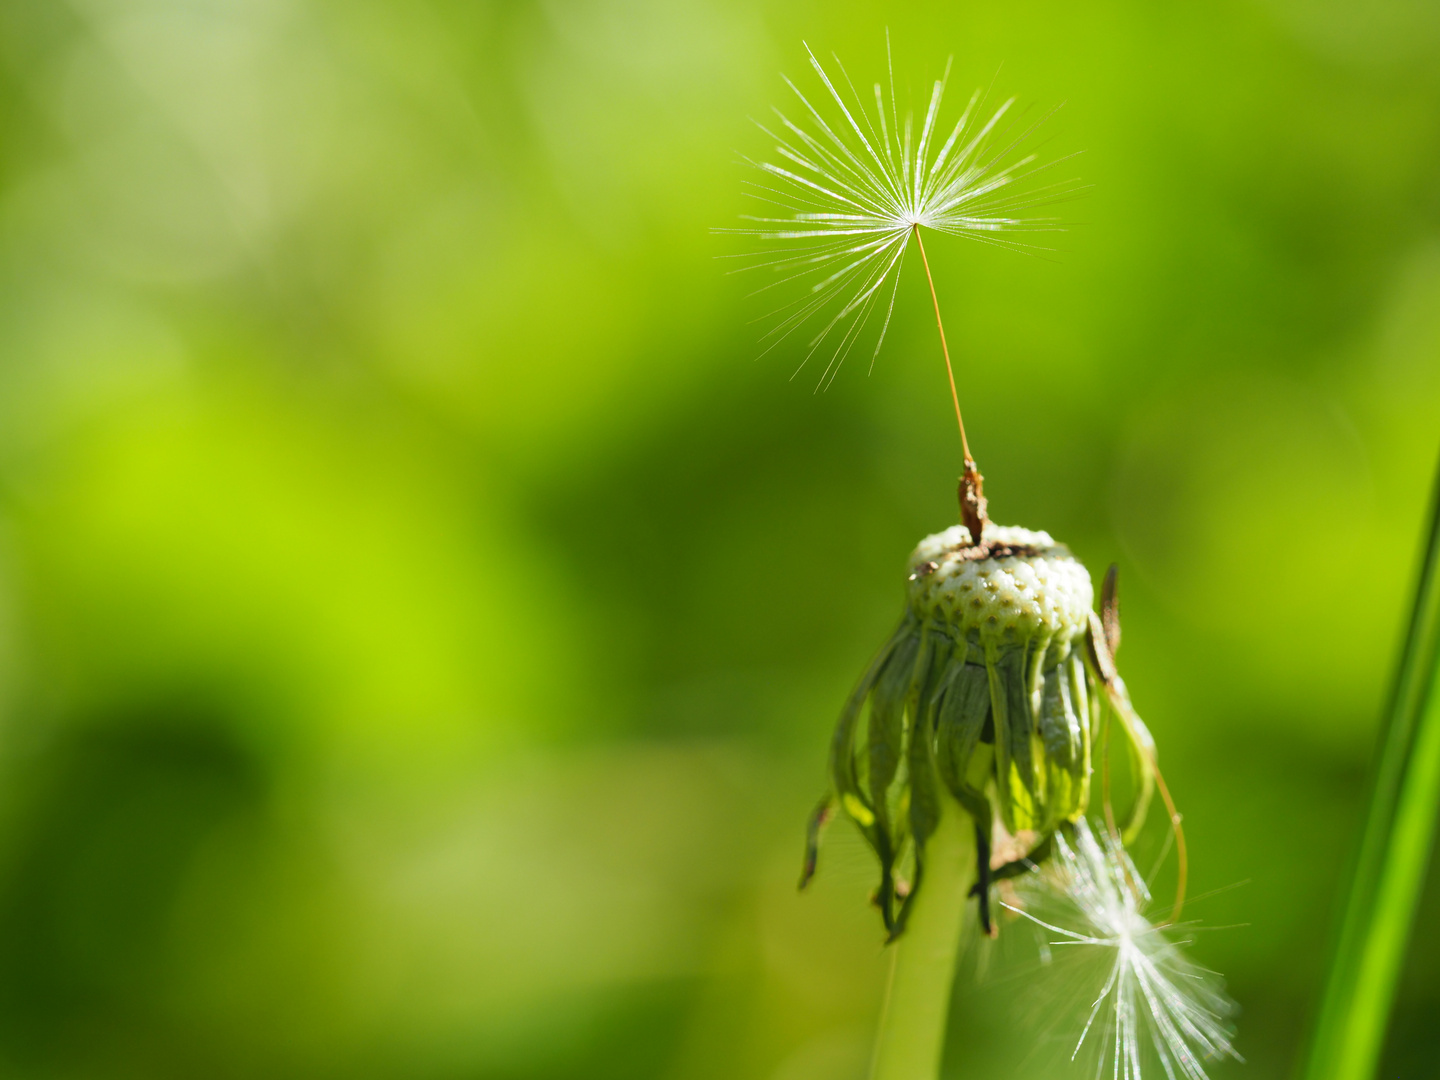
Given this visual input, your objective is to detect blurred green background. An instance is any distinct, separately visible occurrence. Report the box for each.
[0,1,1437,1078]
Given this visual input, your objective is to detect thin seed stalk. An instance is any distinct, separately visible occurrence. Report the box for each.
[1302,451,1440,1080]
[911,225,989,542]
[911,225,971,465]
[869,797,975,1080]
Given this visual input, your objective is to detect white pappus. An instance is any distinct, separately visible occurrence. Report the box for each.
[719,38,1079,386]
[1003,819,1242,1080]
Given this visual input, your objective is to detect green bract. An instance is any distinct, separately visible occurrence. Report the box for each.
[810,523,1103,936]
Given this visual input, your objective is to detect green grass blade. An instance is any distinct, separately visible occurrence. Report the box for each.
[1301,454,1440,1080]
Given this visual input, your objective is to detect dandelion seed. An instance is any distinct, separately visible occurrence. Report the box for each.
[719,36,1080,389]
[1004,820,1241,1080]
[763,41,1238,1080]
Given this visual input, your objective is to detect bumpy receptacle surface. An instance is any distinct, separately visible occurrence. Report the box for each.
[906,524,1093,648]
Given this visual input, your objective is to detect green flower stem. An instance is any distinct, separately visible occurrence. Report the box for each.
[869,797,975,1080]
[1303,457,1440,1080]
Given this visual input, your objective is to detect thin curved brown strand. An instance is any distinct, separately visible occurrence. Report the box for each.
[1099,705,1145,904]
[1086,601,1188,922]
[1106,698,1187,923]
[1144,748,1189,926]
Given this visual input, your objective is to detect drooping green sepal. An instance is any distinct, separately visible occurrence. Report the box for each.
[808,524,1105,936]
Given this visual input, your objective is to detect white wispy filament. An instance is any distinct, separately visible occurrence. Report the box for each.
[1004,820,1241,1080]
[721,41,1078,387]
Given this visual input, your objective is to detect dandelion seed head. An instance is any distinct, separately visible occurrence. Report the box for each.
[719,37,1080,387]
[1003,820,1242,1080]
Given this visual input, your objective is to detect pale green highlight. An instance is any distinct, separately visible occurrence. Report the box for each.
[869,798,975,1080]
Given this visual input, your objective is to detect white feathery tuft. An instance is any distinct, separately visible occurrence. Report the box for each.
[719,36,1080,388]
[1003,819,1242,1080]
